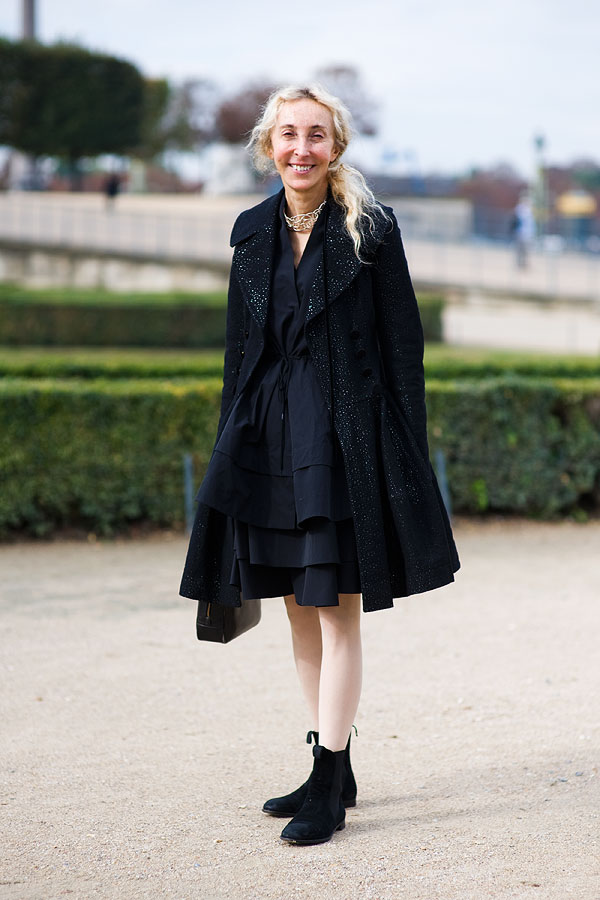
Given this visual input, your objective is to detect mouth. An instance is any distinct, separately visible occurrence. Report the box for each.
[289,164,315,173]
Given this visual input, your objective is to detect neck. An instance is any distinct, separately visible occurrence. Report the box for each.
[284,183,328,218]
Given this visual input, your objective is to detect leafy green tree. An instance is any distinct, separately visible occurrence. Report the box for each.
[134,78,171,161]
[0,38,21,148]
[0,38,145,187]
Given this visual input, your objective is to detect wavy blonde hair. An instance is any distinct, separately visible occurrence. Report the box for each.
[245,82,392,263]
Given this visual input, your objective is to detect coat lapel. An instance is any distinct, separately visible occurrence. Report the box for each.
[229,190,280,331]
[304,197,359,326]
[229,185,389,332]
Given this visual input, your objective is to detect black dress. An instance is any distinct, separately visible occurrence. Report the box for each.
[196,190,361,607]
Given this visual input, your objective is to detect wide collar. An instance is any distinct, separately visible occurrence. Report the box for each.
[229,185,388,331]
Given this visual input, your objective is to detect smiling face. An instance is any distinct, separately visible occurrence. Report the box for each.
[267,98,339,204]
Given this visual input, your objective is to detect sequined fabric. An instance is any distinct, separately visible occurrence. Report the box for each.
[179,186,460,613]
[194,189,360,607]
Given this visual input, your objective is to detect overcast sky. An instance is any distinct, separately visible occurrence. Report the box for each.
[1,0,598,178]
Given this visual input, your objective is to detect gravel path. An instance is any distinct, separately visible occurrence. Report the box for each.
[1,517,599,899]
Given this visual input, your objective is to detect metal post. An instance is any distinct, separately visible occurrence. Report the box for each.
[183,452,195,534]
[22,0,36,39]
[434,447,452,520]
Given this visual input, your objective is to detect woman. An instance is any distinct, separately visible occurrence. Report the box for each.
[180,83,460,845]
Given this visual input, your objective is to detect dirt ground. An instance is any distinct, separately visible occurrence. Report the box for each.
[1,517,599,900]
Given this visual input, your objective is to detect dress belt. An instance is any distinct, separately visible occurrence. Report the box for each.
[272,350,309,473]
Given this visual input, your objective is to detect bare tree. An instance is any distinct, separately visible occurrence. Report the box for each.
[162,77,221,152]
[216,82,277,144]
[312,65,379,137]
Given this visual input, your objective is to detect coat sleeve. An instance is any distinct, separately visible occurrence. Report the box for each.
[214,253,244,444]
[371,209,430,463]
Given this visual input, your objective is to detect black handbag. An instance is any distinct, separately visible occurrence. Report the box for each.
[196,598,261,643]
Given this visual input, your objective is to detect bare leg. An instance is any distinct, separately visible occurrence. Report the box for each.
[283,594,322,731]
[317,593,362,751]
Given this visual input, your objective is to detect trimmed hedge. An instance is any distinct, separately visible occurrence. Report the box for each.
[426,376,600,517]
[418,294,444,343]
[0,284,227,306]
[1,375,599,536]
[0,301,229,348]
[424,346,600,379]
[0,347,224,379]
[0,377,221,537]
[0,285,227,347]
[1,345,599,381]
[0,285,445,346]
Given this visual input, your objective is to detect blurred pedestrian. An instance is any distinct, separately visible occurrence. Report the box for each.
[103,172,121,210]
[180,82,460,846]
[510,193,535,268]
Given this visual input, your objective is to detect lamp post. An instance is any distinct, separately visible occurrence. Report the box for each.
[22,0,36,40]
[532,132,548,241]
[17,0,38,188]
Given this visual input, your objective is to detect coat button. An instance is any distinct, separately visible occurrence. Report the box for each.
[240,349,245,357]
[362,367,373,377]
[350,328,360,339]
[355,348,366,359]
[244,329,249,338]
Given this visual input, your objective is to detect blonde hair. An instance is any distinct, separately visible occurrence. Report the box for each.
[245,82,392,263]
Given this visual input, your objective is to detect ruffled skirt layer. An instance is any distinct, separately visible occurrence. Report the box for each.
[196,358,361,606]
[229,516,361,607]
[196,449,353,528]
[196,399,361,607]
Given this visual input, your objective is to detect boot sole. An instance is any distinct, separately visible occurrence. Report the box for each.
[280,820,346,845]
[262,808,297,818]
[262,797,356,817]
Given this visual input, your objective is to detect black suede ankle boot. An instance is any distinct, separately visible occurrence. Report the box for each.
[279,744,346,845]
[262,726,357,817]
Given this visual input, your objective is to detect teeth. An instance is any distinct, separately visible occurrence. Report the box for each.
[291,165,313,171]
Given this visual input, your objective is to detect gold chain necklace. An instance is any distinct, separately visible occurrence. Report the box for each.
[284,198,327,232]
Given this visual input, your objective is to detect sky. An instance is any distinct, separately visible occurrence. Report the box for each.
[1,0,598,179]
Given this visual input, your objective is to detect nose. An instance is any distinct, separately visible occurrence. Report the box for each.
[292,137,312,157]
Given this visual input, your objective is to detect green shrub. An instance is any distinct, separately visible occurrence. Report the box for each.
[0,377,221,536]
[0,301,228,347]
[0,345,598,380]
[0,283,226,306]
[1,375,598,537]
[0,287,444,346]
[417,294,444,342]
[426,376,600,517]
[0,347,224,378]
[424,345,600,379]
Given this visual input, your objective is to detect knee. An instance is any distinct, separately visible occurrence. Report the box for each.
[319,600,362,646]
[284,594,320,631]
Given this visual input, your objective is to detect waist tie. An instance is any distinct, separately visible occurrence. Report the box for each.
[273,350,309,473]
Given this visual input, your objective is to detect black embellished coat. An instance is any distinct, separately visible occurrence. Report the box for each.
[179,186,460,613]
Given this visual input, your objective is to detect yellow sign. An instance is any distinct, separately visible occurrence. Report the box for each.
[556,190,597,217]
